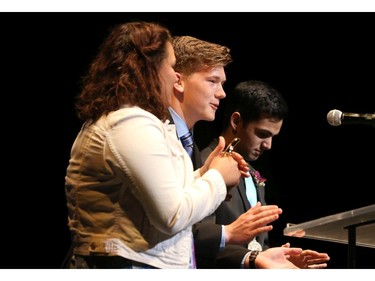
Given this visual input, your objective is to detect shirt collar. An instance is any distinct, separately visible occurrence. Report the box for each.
[168,107,190,139]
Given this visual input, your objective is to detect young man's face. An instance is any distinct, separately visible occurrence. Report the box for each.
[236,117,283,162]
[180,67,226,128]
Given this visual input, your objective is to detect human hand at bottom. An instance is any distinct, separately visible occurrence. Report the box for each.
[281,242,330,269]
[253,247,302,269]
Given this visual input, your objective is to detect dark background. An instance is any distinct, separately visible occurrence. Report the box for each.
[2,12,374,269]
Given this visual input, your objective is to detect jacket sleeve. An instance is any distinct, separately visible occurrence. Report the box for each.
[192,215,222,269]
[215,244,250,269]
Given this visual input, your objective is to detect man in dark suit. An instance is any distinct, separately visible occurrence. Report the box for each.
[170,36,313,269]
[200,80,330,268]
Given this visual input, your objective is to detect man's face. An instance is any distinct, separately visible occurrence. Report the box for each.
[180,67,226,128]
[236,117,283,162]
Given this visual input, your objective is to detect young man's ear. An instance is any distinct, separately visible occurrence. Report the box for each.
[230,112,241,133]
[173,72,184,93]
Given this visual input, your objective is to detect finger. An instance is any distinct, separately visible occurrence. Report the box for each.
[307,263,328,269]
[301,251,329,259]
[246,213,281,225]
[253,225,273,235]
[248,204,278,213]
[306,257,330,264]
[250,206,282,217]
[231,152,248,166]
[256,215,280,226]
[283,247,303,255]
[241,171,251,177]
[247,202,262,210]
[243,213,280,229]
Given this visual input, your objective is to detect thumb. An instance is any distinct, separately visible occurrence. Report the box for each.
[281,242,291,248]
[212,136,225,156]
[201,136,226,176]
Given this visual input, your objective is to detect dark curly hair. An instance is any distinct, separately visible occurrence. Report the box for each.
[75,21,172,122]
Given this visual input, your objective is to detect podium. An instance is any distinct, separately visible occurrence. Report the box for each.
[283,204,375,268]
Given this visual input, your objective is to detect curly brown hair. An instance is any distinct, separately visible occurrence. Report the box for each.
[75,21,172,122]
[172,35,232,76]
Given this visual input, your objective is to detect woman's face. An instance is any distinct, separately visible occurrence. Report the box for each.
[159,41,178,106]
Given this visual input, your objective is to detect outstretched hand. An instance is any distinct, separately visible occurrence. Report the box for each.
[281,242,330,269]
[225,202,282,245]
[254,246,303,269]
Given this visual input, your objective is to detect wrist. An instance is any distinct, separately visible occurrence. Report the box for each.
[248,250,259,269]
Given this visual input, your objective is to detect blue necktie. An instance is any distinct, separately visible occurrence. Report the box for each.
[245,175,258,207]
[180,131,194,159]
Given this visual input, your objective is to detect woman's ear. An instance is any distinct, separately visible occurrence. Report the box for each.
[173,72,184,93]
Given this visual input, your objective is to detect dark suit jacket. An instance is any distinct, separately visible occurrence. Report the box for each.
[190,135,225,268]
[168,112,268,268]
[197,138,270,268]
[167,115,223,268]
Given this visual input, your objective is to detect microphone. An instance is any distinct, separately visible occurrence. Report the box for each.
[327,109,375,126]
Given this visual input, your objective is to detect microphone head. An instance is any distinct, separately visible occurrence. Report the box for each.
[327,109,343,126]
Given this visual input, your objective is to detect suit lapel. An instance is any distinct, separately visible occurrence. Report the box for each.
[238,177,251,210]
[256,184,266,205]
[192,143,202,169]
[248,164,267,205]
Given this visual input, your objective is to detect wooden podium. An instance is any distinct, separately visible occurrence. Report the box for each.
[283,204,375,268]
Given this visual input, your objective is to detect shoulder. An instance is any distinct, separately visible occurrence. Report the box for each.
[108,106,162,126]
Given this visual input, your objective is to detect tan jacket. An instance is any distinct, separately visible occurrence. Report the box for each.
[65,106,226,268]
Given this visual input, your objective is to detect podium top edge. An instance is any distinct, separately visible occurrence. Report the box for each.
[284,204,375,236]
